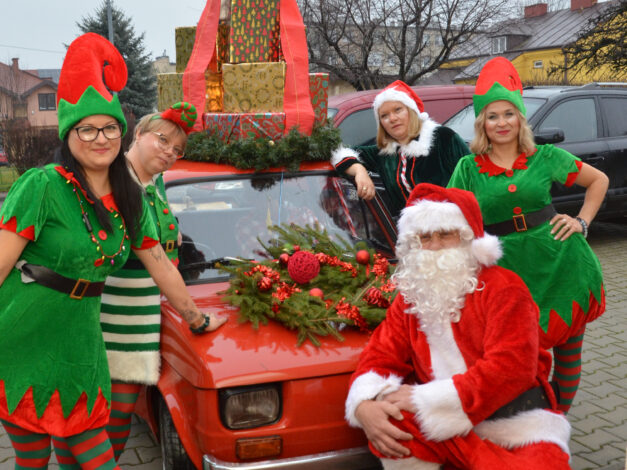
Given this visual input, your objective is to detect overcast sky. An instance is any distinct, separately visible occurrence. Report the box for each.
[1,1,207,70]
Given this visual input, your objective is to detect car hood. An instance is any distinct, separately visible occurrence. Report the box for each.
[160,282,372,389]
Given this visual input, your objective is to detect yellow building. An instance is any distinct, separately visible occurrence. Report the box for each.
[435,0,623,86]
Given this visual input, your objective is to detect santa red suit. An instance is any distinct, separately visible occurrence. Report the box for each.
[345,184,571,470]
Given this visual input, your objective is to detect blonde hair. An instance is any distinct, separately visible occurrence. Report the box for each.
[470,107,535,155]
[376,105,422,149]
[129,113,187,150]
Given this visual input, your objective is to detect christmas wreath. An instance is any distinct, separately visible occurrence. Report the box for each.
[219,224,396,346]
[184,123,341,171]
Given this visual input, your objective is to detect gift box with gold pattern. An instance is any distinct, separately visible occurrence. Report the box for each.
[222,62,285,113]
[175,24,230,73]
[158,72,224,112]
[229,0,281,63]
[309,73,329,126]
[204,112,285,142]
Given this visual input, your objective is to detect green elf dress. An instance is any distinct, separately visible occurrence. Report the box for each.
[331,118,470,215]
[448,145,605,348]
[0,164,158,437]
[100,173,179,384]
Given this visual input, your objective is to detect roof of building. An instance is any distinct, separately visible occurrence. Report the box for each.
[0,61,57,99]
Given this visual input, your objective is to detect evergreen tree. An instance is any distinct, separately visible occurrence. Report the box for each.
[77,1,156,118]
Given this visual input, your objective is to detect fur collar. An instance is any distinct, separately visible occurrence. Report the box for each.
[379,118,439,157]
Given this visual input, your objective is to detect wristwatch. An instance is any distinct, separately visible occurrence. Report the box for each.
[190,314,210,334]
[575,216,589,238]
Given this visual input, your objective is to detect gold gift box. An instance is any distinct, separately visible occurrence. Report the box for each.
[175,24,230,73]
[157,72,223,113]
[222,62,285,113]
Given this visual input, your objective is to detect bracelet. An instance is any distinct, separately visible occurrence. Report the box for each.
[190,314,210,334]
[575,216,588,238]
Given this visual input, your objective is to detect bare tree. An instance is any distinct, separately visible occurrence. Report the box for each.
[300,0,508,90]
[550,1,626,81]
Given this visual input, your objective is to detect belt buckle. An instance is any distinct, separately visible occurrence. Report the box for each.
[70,278,90,299]
[165,240,175,252]
[513,214,527,232]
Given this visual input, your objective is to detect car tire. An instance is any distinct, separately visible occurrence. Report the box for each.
[158,395,197,470]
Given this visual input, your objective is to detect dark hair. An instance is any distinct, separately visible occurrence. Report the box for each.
[55,139,143,242]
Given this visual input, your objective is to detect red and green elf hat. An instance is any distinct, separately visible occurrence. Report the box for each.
[157,102,197,135]
[472,57,526,117]
[57,33,128,140]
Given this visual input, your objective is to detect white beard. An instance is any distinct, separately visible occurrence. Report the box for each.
[392,242,480,336]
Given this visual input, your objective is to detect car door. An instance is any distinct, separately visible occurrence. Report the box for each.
[531,95,611,215]
[599,94,627,214]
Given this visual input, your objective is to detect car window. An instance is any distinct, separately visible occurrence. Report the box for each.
[601,97,627,137]
[328,107,338,121]
[167,173,391,282]
[337,108,377,147]
[538,98,597,143]
[444,97,546,143]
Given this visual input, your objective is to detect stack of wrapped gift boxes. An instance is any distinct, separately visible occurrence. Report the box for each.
[156,0,330,144]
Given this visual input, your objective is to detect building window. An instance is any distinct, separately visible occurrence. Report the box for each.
[491,36,507,54]
[368,53,383,67]
[533,60,543,69]
[38,93,56,111]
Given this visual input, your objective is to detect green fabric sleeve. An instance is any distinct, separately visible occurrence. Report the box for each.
[132,197,159,248]
[437,127,471,179]
[0,168,50,240]
[542,144,582,185]
[447,154,476,192]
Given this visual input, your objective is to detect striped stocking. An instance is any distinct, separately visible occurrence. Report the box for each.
[106,382,141,461]
[56,427,120,470]
[553,325,586,413]
[1,419,51,470]
[51,437,80,469]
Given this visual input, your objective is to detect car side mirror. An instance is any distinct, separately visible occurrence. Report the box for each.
[534,127,565,144]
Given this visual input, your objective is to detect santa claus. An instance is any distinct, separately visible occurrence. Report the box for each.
[345,183,571,470]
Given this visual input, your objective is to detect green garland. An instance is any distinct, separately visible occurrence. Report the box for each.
[219,224,396,347]
[184,123,341,171]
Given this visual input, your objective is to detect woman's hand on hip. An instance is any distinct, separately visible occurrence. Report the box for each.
[550,213,582,241]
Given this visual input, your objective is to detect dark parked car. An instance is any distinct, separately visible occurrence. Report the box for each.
[444,83,627,220]
[329,85,475,147]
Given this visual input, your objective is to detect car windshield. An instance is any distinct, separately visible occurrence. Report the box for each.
[444,97,546,142]
[166,172,392,283]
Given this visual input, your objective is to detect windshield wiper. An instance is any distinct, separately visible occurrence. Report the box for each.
[178,256,244,271]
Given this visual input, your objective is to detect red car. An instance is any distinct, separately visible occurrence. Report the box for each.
[136,159,397,469]
[329,84,475,147]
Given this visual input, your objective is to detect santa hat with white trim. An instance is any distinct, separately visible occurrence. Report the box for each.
[397,183,502,266]
[373,80,429,124]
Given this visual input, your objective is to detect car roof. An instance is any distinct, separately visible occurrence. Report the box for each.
[163,159,334,183]
[522,83,627,99]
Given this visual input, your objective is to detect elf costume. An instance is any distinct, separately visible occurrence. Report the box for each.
[447,57,605,412]
[0,32,158,466]
[345,184,571,470]
[331,80,470,215]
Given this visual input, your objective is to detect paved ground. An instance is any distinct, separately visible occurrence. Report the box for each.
[0,220,625,469]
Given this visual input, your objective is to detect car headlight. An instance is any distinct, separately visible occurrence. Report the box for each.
[219,384,282,430]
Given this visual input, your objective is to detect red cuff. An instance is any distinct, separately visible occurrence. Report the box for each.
[0,216,36,241]
[564,160,583,187]
[132,236,159,250]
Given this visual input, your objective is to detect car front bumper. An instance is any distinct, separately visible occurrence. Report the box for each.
[204,446,381,470]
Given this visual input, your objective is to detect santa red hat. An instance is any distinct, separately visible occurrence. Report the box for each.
[158,101,197,134]
[397,183,502,266]
[373,80,429,124]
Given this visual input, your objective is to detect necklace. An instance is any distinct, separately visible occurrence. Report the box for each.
[68,177,128,267]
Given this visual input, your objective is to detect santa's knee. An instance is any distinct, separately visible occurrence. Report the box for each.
[380,456,441,470]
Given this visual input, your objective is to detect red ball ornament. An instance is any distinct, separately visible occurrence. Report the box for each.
[309,288,324,299]
[293,245,300,252]
[279,253,290,267]
[287,250,320,284]
[356,250,371,265]
[257,276,273,291]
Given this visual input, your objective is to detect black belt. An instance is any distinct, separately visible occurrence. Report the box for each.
[488,381,560,420]
[19,263,105,299]
[484,205,557,236]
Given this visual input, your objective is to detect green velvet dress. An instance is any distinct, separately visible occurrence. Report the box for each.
[448,145,605,348]
[332,119,470,215]
[0,164,158,437]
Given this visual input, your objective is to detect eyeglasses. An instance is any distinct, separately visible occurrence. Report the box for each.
[73,124,122,142]
[153,132,185,159]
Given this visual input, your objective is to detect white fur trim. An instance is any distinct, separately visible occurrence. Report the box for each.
[331,146,360,167]
[106,350,161,385]
[381,457,440,470]
[373,88,420,122]
[470,234,502,266]
[475,408,571,455]
[398,200,470,239]
[380,119,439,157]
[422,320,467,380]
[410,379,474,441]
[345,371,403,428]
